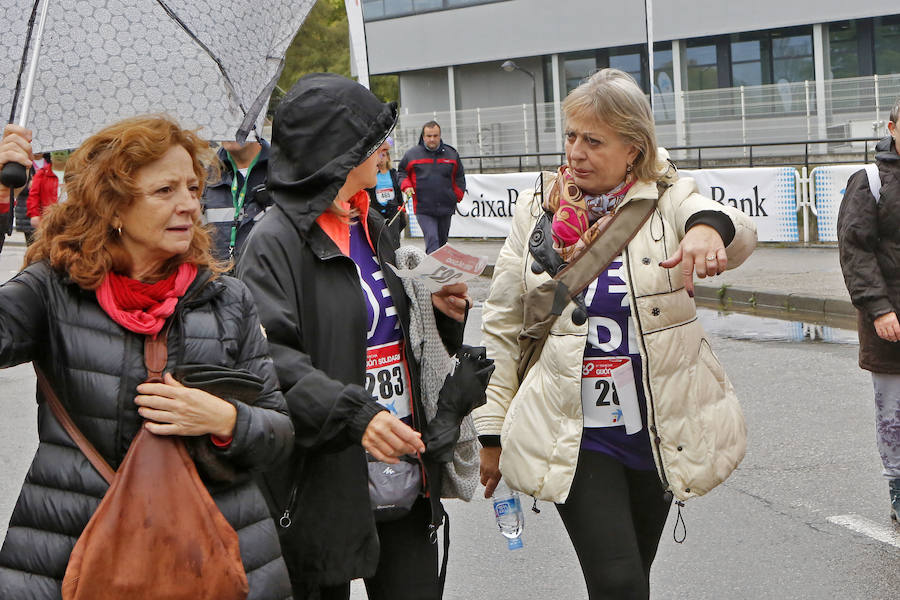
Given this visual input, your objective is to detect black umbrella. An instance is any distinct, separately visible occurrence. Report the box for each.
[422,344,495,463]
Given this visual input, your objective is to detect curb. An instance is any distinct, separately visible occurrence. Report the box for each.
[693,284,855,320]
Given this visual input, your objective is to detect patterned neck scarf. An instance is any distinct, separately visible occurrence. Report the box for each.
[544,165,634,261]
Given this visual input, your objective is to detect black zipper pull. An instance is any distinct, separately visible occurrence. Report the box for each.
[531,496,541,514]
[672,500,686,543]
[280,481,300,529]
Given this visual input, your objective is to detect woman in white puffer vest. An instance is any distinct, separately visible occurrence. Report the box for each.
[474,68,757,600]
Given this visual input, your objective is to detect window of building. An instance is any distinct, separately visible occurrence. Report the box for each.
[564,54,596,93]
[413,0,442,10]
[771,30,813,84]
[653,49,674,94]
[769,28,813,113]
[829,20,859,79]
[558,45,673,99]
[686,43,718,90]
[362,0,506,21]
[731,38,767,87]
[445,0,492,6]
[652,48,675,121]
[874,14,900,75]
[608,49,643,90]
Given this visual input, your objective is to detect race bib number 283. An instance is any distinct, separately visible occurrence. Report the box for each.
[365,341,412,419]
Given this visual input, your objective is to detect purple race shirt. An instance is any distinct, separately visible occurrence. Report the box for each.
[580,255,655,470]
[349,221,413,425]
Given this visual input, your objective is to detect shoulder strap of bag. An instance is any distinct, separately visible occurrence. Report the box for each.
[34,367,116,485]
[34,329,170,485]
[515,183,666,383]
[144,331,168,384]
[864,164,882,204]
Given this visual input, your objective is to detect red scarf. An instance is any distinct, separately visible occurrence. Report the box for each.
[96,263,198,336]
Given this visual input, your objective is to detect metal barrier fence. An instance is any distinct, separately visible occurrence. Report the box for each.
[393,73,900,168]
[455,137,884,175]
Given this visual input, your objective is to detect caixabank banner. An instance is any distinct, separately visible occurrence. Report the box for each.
[406,172,539,239]
[681,167,800,243]
[811,165,868,242]
[408,167,799,242]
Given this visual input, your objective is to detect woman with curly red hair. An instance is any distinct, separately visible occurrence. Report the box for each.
[0,116,295,599]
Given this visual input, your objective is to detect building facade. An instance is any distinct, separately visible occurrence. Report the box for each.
[363,1,899,160]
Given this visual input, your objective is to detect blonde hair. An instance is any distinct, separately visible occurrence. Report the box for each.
[562,68,661,182]
[380,150,392,171]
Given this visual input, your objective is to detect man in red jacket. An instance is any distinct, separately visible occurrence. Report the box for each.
[26,152,57,244]
[398,121,466,253]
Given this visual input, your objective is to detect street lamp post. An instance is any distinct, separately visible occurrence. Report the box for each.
[501,60,541,169]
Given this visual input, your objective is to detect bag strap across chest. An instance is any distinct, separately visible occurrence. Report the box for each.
[516,182,667,382]
[35,329,170,483]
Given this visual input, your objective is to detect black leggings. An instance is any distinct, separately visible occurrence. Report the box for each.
[555,450,672,600]
[291,497,439,600]
[365,496,440,600]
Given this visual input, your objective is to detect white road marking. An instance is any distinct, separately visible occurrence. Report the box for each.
[827,514,900,549]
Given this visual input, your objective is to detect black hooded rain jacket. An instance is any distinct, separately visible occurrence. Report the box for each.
[237,73,462,588]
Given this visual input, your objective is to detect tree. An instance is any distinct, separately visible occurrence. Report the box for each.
[275,0,398,112]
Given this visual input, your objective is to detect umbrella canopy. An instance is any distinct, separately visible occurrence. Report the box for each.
[0,0,315,151]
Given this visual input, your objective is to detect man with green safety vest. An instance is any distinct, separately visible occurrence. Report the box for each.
[203,138,272,264]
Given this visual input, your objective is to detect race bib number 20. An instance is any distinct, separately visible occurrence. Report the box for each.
[581,357,642,434]
[366,341,412,419]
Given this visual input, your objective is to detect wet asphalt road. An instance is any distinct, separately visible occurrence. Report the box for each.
[1,243,898,599]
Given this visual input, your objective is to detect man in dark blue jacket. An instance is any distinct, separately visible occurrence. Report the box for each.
[399,121,466,253]
[203,138,272,263]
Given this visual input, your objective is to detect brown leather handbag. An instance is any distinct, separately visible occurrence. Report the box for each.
[36,332,248,600]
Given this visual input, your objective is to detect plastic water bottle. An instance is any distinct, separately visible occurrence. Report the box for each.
[492,480,524,550]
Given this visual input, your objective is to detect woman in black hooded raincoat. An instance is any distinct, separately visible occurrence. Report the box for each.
[237,73,468,600]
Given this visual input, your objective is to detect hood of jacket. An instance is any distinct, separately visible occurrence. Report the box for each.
[267,73,398,235]
[875,135,899,164]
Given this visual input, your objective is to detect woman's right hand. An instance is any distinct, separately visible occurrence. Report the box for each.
[0,124,33,175]
[480,446,502,498]
[874,311,900,342]
[362,411,426,464]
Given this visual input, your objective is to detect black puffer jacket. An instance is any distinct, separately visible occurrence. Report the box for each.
[0,263,295,599]
[838,135,900,373]
[237,73,461,587]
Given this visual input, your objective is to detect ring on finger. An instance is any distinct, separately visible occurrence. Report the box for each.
[706,254,716,261]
